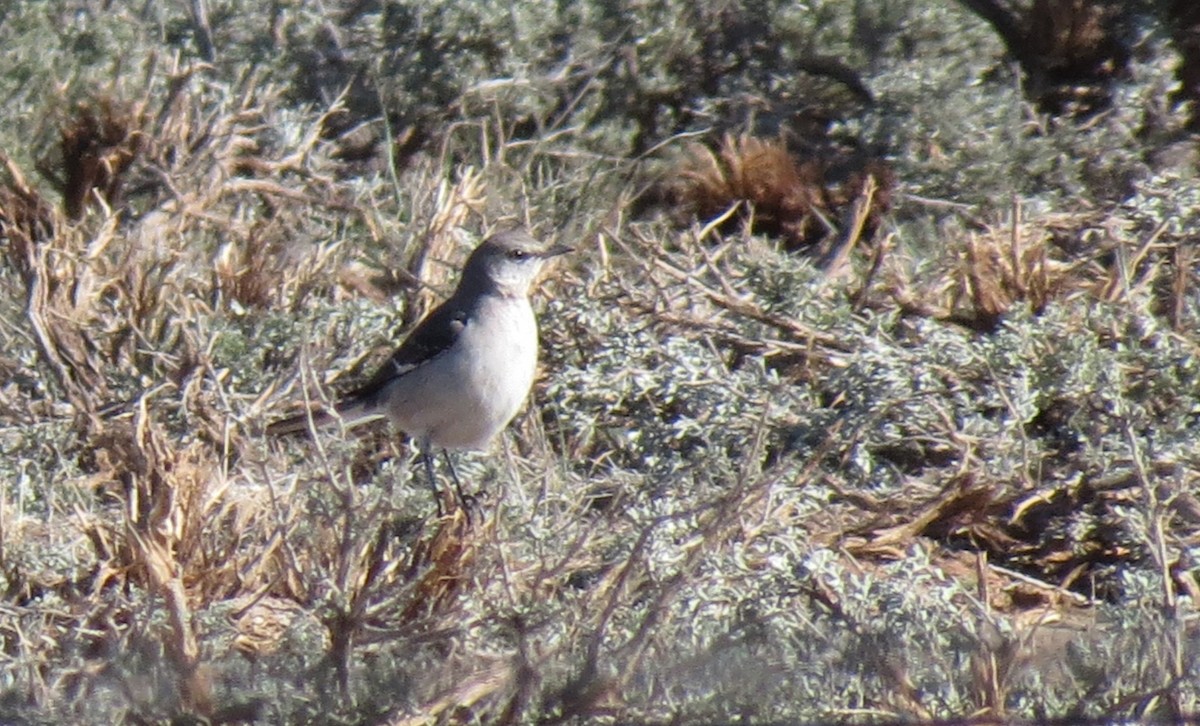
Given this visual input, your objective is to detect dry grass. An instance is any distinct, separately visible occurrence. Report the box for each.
[0,1,1196,723]
[890,206,1099,332]
[887,202,1198,334]
[46,97,148,221]
[0,44,528,716]
[663,134,893,259]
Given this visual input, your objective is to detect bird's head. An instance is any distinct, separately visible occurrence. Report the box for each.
[462,229,572,298]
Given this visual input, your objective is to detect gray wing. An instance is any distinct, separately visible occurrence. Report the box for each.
[337,301,468,408]
[266,299,469,436]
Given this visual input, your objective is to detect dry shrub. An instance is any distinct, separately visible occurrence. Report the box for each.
[398,512,477,622]
[44,97,148,220]
[214,227,286,310]
[304,494,481,701]
[0,39,556,726]
[330,166,485,314]
[1166,0,1200,130]
[828,461,1198,720]
[0,95,180,410]
[1026,0,1118,75]
[0,155,57,279]
[891,209,1112,333]
[962,0,1131,118]
[81,411,219,715]
[2,72,361,409]
[15,219,112,409]
[839,473,1135,598]
[949,226,1063,332]
[87,419,248,600]
[407,169,486,321]
[0,166,205,414]
[73,403,303,716]
[889,203,1199,336]
[0,73,367,716]
[666,134,893,257]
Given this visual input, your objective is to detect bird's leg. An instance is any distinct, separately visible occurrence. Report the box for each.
[420,439,443,517]
[441,449,472,522]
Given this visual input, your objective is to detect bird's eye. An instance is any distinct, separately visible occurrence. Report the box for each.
[508,249,527,260]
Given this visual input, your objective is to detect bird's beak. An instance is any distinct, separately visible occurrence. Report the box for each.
[542,244,573,258]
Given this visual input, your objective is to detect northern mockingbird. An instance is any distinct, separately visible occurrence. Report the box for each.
[268,229,571,514]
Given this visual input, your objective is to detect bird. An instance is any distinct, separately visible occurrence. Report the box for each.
[267,229,572,515]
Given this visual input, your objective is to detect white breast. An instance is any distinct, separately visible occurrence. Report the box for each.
[381,295,538,450]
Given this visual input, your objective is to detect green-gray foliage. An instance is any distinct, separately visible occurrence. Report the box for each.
[0,0,1197,723]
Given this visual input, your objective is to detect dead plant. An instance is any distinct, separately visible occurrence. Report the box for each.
[1166,0,1200,129]
[0,154,56,280]
[87,403,218,716]
[39,97,148,221]
[891,206,1101,333]
[959,0,1132,118]
[665,134,893,258]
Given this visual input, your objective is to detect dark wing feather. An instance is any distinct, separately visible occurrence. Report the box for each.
[338,301,468,406]
[266,298,470,436]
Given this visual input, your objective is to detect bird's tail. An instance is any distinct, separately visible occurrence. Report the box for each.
[264,408,337,437]
[264,398,376,437]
